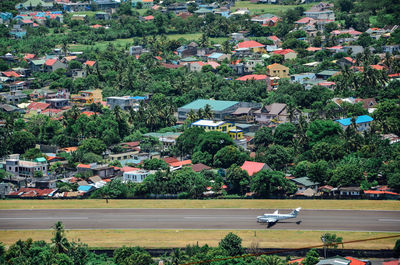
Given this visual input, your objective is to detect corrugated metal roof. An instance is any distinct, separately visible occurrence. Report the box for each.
[180,99,239,111]
[335,115,373,126]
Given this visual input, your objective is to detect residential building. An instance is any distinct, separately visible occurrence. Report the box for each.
[29,59,45,72]
[291,73,316,84]
[95,12,111,20]
[208,52,230,62]
[339,186,361,197]
[266,63,289,78]
[254,103,290,125]
[0,90,27,104]
[123,170,150,183]
[304,2,335,29]
[44,59,67,72]
[45,98,69,109]
[316,70,340,79]
[335,115,374,132]
[107,96,145,110]
[290,177,319,195]
[241,161,271,176]
[236,74,272,91]
[251,14,280,26]
[70,89,102,106]
[9,25,27,39]
[178,99,239,121]
[166,3,187,13]
[235,40,265,53]
[316,258,350,265]
[132,0,154,8]
[191,120,236,133]
[271,49,297,60]
[188,61,220,72]
[177,42,198,58]
[4,157,48,178]
[93,0,120,10]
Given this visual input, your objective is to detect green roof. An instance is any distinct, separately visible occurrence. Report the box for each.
[31,59,45,65]
[34,157,47,163]
[180,99,239,112]
[17,0,53,8]
[144,132,182,138]
[180,57,198,62]
[292,177,318,186]
[317,70,339,76]
[195,8,214,13]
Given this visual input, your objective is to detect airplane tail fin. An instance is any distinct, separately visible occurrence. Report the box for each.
[290,207,301,217]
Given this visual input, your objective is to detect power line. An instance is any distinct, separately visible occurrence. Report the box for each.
[180,234,400,265]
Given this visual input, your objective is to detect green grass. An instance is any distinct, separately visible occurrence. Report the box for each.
[1,199,399,210]
[232,2,314,15]
[0,229,397,249]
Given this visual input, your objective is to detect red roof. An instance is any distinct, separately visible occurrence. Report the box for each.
[388,73,400,78]
[84,60,96,67]
[27,102,50,111]
[2,71,21,78]
[295,17,315,24]
[121,166,140,172]
[307,47,322,51]
[272,49,296,55]
[364,190,400,195]
[318,81,336,86]
[24,53,36,60]
[241,161,266,176]
[383,261,400,265]
[21,19,33,24]
[121,141,140,148]
[162,63,184,69]
[190,163,211,172]
[169,160,192,167]
[91,24,103,28]
[143,15,154,20]
[236,40,264,49]
[42,108,62,114]
[345,257,366,265]
[344,57,355,63]
[81,111,96,117]
[8,188,55,197]
[163,157,180,164]
[289,258,304,264]
[45,58,58,66]
[77,164,91,169]
[155,56,162,60]
[236,74,268,81]
[268,35,280,41]
[327,45,343,50]
[370,64,385,70]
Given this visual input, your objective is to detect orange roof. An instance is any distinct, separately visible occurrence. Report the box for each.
[267,63,285,69]
[81,111,96,117]
[364,190,400,195]
[64,56,77,61]
[289,258,304,264]
[77,164,91,168]
[170,160,192,167]
[45,58,58,66]
[268,35,280,41]
[236,40,264,49]
[121,166,140,172]
[345,257,366,265]
[60,147,78,153]
[24,53,36,60]
[143,0,153,2]
[272,49,296,55]
[344,57,355,63]
[2,71,21,78]
[236,74,268,81]
[91,24,103,28]
[27,102,50,111]
[306,47,322,51]
[370,64,385,70]
[240,161,266,176]
[143,15,154,20]
[84,60,96,67]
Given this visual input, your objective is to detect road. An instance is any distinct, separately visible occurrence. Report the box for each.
[0,209,399,232]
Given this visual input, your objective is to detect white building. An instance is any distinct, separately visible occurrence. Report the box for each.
[123,170,150,183]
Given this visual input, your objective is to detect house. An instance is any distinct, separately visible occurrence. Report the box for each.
[267,35,282,47]
[177,42,198,58]
[304,2,335,29]
[4,156,48,178]
[70,89,102,106]
[29,59,45,72]
[341,45,364,55]
[9,25,27,39]
[231,32,245,42]
[254,103,290,125]
[123,170,150,183]
[166,3,188,13]
[271,49,297,60]
[95,12,110,20]
[0,91,28,104]
[290,177,319,195]
[266,63,289,78]
[236,74,272,91]
[188,61,220,72]
[132,0,154,8]
[295,17,316,27]
[339,186,361,197]
[45,98,69,109]
[178,99,239,121]
[235,40,265,53]
[191,120,236,133]
[335,115,374,132]
[364,190,400,199]
[291,73,316,84]
[337,57,356,68]
[35,179,57,189]
[16,0,53,9]
[208,52,230,62]
[241,161,271,176]
[190,163,211,172]
[44,59,67,72]
[107,96,144,110]
[382,45,400,54]
[251,14,280,26]
[71,14,87,21]
[316,70,340,79]
[169,160,192,169]
[316,258,350,265]
[7,188,56,198]
[27,102,50,113]
[243,58,264,73]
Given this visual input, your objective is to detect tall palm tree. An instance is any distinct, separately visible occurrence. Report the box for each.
[203,104,214,120]
[52,221,70,254]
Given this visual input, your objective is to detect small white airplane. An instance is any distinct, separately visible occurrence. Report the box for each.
[257,207,302,227]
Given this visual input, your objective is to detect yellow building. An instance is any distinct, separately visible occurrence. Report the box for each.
[191,120,243,140]
[70,89,102,106]
[266,63,290,78]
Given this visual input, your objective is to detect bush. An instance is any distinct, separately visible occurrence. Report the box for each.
[177,192,190,199]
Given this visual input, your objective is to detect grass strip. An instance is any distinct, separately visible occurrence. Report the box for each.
[0,230,396,249]
[0,199,399,210]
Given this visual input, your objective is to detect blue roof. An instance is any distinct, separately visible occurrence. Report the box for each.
[336,115,373,126]
[180,99,239,112]
[78,185,94,192]
[208,52,224,59]
[130,96,146,100]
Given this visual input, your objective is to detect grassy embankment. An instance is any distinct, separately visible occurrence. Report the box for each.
[233,2,314,15]
[1,199,399,210]
[0,230,397,249]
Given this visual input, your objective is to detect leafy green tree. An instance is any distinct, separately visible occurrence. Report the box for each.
[256,145,293,171]
[274,123,296,146]
[250,170,296,198]
[52,222,70,254]
[195,131,234,156]
[329,157,365,186]
[213,145,248,169]
[303,249,320,265]
[321,233,343,249]
[306,120,342,145]
[394,239,400,258]
[175,127,205,155]
[254,127,274,149]
[143,158,169,170]
[140,136,161,153]
[192,151,213,165]
[79,138,106,155]
[225,164,250,195]
[219,232,244,257]
[258,255,285,265]
[114,246,154,265]
[22,148,44,160]
[10,131,36,154]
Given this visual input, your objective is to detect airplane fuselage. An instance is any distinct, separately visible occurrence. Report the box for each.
[256,214,296,223]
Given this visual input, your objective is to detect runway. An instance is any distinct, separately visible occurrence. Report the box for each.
[0,209,399,232]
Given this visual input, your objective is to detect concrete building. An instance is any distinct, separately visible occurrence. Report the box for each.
[178,99,239,121]
[266,63,290,78]
[4,157,48,178]
[70,89,102,106]
[335,115,373,132]
[107,96,145,110]
[123,170,150,183]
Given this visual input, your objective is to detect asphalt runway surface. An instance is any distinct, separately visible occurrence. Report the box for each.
[0,209,399,232]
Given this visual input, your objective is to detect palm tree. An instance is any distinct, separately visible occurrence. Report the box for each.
[203,104,214,120]
[52,221,70,254]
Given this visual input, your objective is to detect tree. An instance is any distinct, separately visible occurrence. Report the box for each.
[79,138,106,155]
[143,158,169,170]
[114,246,154,265]
[10,131,36,154]
[321,233,343,258]
[225,164,250,195]
[219,232,244,257]
[306,120,342,145]
[191,151,213,165]
[303,249,320,265]
[250,170,296,198]
[254,127,274,149]
[213,145,248,169]
[257,145,293,171]
[274,123,296,146]
[52,222,70,254]
[394,239,400,258]
[140,136,161,153]
[330,157,365,186]
[22,148,44,160]
[259,255,285,265]
[194,131,234,156]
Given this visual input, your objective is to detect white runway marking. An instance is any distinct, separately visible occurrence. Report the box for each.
[378,219,400,222]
